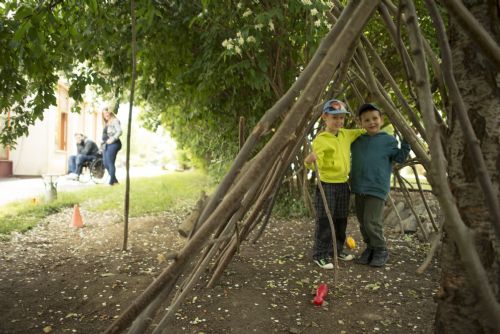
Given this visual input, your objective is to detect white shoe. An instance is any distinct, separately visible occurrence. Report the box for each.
[313,258,334,270]
[338,252,355,261]
[66,173,78,180]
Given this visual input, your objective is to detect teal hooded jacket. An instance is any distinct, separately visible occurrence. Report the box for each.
[350,132,410,200]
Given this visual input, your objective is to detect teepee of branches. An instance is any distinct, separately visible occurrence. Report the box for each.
[106,1,500,333]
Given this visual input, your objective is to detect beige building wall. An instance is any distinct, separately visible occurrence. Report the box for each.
[8,80,103,176]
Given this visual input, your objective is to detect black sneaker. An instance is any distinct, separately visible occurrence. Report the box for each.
[313,258,334,270]
[337,252,354,261]
[355,247,373,265]
[369,249,389,267]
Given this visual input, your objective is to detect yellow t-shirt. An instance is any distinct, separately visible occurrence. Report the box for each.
[306,128,364,183]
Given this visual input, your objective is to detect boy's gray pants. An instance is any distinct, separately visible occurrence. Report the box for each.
[354,194,386,250]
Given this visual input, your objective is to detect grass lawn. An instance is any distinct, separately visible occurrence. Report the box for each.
[0,170,212,236]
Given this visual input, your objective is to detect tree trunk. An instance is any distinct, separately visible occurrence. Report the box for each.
[435,1,500,332]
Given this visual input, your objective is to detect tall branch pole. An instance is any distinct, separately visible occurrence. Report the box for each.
[122,0,137,251]
[308,143,339,281]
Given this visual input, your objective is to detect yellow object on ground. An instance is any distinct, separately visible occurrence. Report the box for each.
[346,236,356,249]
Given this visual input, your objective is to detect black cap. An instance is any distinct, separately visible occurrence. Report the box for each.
[357,103,381,116]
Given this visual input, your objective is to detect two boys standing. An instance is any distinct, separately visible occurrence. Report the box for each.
[305,99,410,269]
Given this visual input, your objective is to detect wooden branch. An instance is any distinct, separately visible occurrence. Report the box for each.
[104,186,244,334]
[420,35,449,112]
[416,229,441,275]
[410,164,438,232]
[345,73,364,101]
[238,116,245,150]
[377,2,417,100]
[395,171,429,241]
[403,0,500,330]
[207,149,294,287]
[155,165,275,333]
[205,154,288,288]
[177,191,208,238]
[381,0,450,114]
[388,193,405,237]
[206,237,239,288]
[250,116,320,243]
[311,151,339,280]
[361,36,427,140]
[127,275,179,334]
[122,0,137,251]
[354,44,431,169]
[206,91,319,288]
[251,193,278,244]
[441,0,500,69]
[388,1,450,130]
[152,221,238,334]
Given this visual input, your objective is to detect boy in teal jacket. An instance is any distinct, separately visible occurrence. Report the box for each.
[305,99,364,269]
[350,103,410,267]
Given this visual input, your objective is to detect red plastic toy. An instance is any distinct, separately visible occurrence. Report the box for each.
[313,283,328,306]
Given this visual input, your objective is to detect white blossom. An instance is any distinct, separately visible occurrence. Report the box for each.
[310,8,318,16]
[238,36,245,45]
[255,23,264,30]
[237,2,243,9]
[246,36,256,43]
[314,19,321,27]
[243,8,252,17]
[301,0,312,5]
[223,40,234,50]
[235,46,242,55]
[268,20,275,31]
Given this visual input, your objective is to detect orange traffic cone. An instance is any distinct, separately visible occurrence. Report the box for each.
[71,204,84,228]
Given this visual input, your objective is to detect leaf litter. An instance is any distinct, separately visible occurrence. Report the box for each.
[0,207,440,333]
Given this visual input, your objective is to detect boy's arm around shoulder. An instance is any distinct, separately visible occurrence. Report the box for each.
[344,128,365,143]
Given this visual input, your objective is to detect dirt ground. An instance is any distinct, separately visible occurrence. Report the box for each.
[0,205,440,334]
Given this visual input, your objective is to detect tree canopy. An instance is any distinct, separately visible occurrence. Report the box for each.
[1,0,421,172]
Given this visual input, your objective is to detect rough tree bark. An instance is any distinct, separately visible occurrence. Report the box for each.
[435,0,500,332]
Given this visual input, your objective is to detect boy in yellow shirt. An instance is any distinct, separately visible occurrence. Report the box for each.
[305,99,364,269]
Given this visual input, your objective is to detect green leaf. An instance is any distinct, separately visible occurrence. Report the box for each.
[89,0,98,13]
[13,20,32,41]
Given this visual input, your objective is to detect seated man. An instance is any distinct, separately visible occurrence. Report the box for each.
[67,133,99,180]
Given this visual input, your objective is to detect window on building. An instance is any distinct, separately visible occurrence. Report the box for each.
[57,111,68,151]
[0,113,9,159]
[55,84,69,151]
